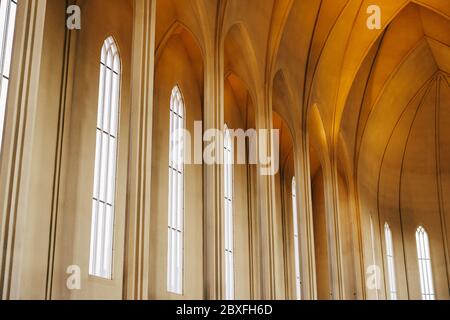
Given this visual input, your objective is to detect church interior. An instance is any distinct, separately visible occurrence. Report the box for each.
[0,0,449,300]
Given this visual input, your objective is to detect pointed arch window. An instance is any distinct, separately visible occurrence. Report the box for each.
[416,226,435,300]
[369,216,379,299]
[89,36,121,279]
[167,85,185,295]
[0,0,18,150]
[292,177,301,300]
[384,223,397,300]
[224,126,234,300]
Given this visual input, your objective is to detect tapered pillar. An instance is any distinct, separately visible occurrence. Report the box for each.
[0,0,69,299]
[254,89,277,300]
[294,130,318,300]
[123,0,156,300]
[202,41,225,300]
[325,158,344,300]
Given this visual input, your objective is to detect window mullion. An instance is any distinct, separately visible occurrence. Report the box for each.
[168,86,184,295]
[89,37,120,280]
[416,227,434,300]
[99,55,115,278]
[173,110,180,293]
[91,58,108,275]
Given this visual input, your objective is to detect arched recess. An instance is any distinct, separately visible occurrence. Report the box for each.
[337,2,450,300]
[270,111,295,300]
[156,21,205,94]
[272,108,307,300]
[51,0,134,300]
[223,71,255,300]
[223,23,261,110]
[272,68,312,300]
[272,69,300,138]
[150,22,204,300]
[222,22,263,299]
[221,0,276,90]
[155,0,209,61]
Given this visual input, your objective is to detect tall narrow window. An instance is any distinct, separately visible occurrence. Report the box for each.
[416,226,435,300]
[384,223,397,300]
[224,127,234,300]
[167,86,184,295]
[89,37,121,279]
[369,216,379,299]
[292,177,301,300]
[0,0,18,150]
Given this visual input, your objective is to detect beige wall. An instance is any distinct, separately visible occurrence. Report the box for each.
[52,0,133,300]
[1,0,68,299]
[150,33,204,300]
[224,79,252,300]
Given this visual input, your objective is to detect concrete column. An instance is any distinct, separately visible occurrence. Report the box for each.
[123,0,156,300]
[254,89,277,300]
[326,158,345,300]
[202,38,225,300]
[294,130,318,300]
[0,0,69,299]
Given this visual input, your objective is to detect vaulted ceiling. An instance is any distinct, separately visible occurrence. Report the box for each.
[153,0,450,179]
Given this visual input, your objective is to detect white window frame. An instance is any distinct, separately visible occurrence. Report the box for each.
[0,0,18,150]
[167,85,185,295]
[416,226,435,300]
[384,223,397,300]
[224,126,235,300]
[292,177,301,300]
[89,36,121,280]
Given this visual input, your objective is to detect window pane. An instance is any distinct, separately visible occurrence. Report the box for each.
[2,0,16,78]
[89,37,121,280]
[416,226,435,300]
[99,132,109,200]
[107,137,117,204]
[369,216,379,299]
[167,86,184,295]
[384,223,397,300]
[224,127,234,300]
[0,81,8,146]
[97,64,106,129]
[102,63,112,132]
[0,0,18,150]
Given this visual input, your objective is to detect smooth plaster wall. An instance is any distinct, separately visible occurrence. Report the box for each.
[7,0,68,299]
[224,79,252,300]
[53,0,133,300]
[150,34,204,300]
